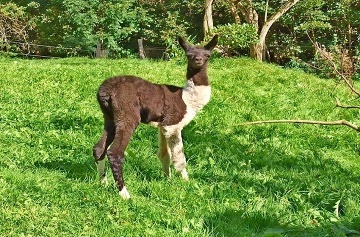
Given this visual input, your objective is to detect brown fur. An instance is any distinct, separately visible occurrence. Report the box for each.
[97,76,187,126]
[93,35,218,198]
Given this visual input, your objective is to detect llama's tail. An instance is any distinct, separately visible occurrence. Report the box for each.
[97,85,113,114]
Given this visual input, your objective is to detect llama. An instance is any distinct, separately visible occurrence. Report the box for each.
[92,34,218,199]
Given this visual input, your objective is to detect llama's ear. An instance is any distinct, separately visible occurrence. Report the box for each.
[204,34,219,51]
[178,36,190,51]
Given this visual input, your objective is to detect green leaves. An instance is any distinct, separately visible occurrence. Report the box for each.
[0,2,34,51]
[61,0,142,56]
[210,23,258,57]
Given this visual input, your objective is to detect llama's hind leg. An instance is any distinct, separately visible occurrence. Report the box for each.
[157,128,171,177]
[93,118,115,185]
[107,121,138,199]
[165,129,189,181]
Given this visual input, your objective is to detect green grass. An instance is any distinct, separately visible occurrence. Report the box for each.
[1,57,360,236]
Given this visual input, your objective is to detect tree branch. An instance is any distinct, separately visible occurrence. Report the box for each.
[240,119,360,132]
[236,1,250,22]
[335,98,360,109]
[229,0,241,24]
[307,32,360,97]
[259,0,299,43]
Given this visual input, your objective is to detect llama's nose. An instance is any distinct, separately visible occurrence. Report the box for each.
[195,56,203,62]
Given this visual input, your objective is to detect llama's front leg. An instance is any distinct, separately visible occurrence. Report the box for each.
[157,128,171,177]
[166,129,189,181]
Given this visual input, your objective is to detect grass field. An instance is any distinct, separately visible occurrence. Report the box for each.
[0,56,360,236]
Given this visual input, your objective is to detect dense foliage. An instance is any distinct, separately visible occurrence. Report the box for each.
[209,23,258,57]
[0,2,34,54]
[272,0,359,76]
[0,0,359,78]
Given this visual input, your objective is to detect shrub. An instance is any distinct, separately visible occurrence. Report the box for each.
[0,3,34,54]
[61,0,143,57]
[209,23,258,57]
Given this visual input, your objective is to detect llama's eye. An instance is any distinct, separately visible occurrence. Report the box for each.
[204,53,210,58]
[186,53,194,58]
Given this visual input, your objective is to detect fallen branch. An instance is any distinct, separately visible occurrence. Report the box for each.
[335,98,360,109]
[240,119,360,132]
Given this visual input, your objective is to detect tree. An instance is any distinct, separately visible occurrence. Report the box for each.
[138,0,202,45]
[203,0,214,37]
[271,0,359,78]
[0,3,34,51]
[61,0,144,57]
[228,0,300,61]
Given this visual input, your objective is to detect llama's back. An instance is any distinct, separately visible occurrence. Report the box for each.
[97,76,156,114]
[96,75,186,126]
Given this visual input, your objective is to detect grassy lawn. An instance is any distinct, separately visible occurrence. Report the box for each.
[0,57,360,236]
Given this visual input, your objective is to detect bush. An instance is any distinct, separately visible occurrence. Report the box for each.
[61,0,143,57]
[209,23,258,57]
[0,3,34,54]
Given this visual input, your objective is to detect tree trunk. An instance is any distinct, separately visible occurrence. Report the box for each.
[230,0,299,61]
[203,0,214,37]
[257,0,299,60]
[96,41,108,58]
[229,1,241,24]
[250,43,263,60]
[138,38,146,59]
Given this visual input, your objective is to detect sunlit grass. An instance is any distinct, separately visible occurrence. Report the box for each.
[0,57,360,236]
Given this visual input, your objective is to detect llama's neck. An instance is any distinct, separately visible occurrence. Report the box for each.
[182,66,211,113]
[186,66,209,86]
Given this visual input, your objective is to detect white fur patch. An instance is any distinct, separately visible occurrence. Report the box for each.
[180,169,189,180]
[100,176,108,185]
[171,132,186,171]
[157,128,172,177]
[119,186,131,200]
[149,121,160,127]
[160,79,211,180]
[150,80,211,131]
[182,80,211,112]
[163,80,211,134]
[179,80,211,128]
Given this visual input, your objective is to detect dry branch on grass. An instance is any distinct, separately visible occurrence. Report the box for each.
[240,119,360,132]
[335,98,360,109]
[241,34,360,133]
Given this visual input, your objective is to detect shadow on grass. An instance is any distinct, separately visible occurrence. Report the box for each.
[186,124,360,185]
[207,209,360,236]
[34,159,96,180]
[34,153,164,186]
[50,115,101,130]
[184,124,360,236]
[32,115,99,180]
[206,209,280,236]
[33,123,164,188]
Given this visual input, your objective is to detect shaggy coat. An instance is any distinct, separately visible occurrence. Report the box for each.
[93,35,218,199]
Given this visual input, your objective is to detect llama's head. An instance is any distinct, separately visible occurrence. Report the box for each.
[178,34,218,69]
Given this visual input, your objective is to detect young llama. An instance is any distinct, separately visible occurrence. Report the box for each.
[93,35,219,199]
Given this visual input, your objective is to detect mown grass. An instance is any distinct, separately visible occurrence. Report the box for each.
[0,56,360,236]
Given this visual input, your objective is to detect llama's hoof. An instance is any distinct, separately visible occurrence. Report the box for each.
[163,169,172,178]
[180,169,189,181]
[119,186,131,200]
[100,176,109,185]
